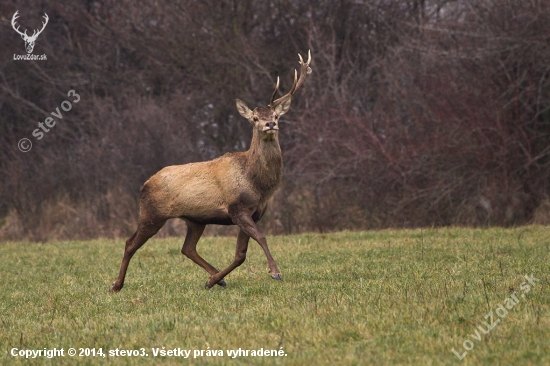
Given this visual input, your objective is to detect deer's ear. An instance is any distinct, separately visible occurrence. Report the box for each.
[274,97,292,116]
[236,99,253,120]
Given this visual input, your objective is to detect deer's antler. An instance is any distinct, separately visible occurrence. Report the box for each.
[11,11,49,40]
[269,50,312,107]
[11,11,28,38]
[30,13,49,40]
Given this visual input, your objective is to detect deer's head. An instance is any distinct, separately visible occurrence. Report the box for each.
[11,11,49,54]
[236,50,312,141]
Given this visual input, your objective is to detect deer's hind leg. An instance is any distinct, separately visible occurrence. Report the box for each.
[181,220,226,288]
[111,218,166,292]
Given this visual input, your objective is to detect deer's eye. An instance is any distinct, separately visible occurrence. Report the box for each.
[274,114,279,119]
[253,116,259,122]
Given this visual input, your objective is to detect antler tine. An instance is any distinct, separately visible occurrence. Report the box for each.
[11,10,19,24]
[288,69,298,95]
[42,13,49,28]
[269,50,312,107]
[11,10,28,37]
[33,13,49,38]
[269,77,280,107]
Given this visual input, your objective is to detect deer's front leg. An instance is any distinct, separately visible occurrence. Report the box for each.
[230,212,282,281]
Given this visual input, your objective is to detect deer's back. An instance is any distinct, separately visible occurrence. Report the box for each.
[139,152,273,225]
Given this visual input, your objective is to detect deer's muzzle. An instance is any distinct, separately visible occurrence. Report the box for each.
[263,122,278,132]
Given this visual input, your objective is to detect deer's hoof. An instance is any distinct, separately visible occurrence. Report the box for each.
[110,282,122,293]
[271,273,283,281]
[205,278,226,290]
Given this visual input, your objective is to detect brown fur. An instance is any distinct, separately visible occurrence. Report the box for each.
[142,125,282,225]
[111,52,311,291]
[111,105,288,291]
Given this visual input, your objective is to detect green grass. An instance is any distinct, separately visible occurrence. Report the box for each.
[1,227,549,365]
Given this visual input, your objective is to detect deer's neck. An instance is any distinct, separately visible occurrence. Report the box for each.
[245,129,283,195]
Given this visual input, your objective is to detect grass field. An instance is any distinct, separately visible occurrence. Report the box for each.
[1,227,549,365]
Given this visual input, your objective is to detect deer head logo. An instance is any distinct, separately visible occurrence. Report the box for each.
[11,11,49,54]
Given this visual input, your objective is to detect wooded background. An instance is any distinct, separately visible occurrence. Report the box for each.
[1,0,549,241]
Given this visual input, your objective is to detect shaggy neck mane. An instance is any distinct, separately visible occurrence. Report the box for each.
[245,129,283,194]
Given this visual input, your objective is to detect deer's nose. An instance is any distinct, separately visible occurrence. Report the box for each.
[265,122,277,129]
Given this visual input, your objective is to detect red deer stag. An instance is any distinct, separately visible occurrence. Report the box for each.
[111,51,312,291]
